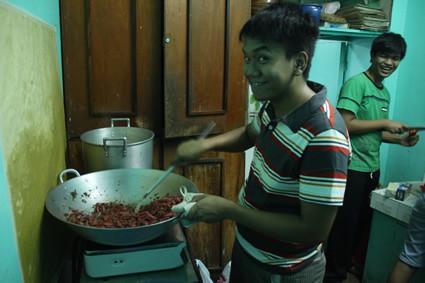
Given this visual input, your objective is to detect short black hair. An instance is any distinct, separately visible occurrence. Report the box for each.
[371,32,407,60]
[239,1,319,78]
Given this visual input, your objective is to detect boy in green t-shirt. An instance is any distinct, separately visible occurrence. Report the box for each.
[324,33,420,283]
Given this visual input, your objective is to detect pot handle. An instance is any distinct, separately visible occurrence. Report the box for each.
[111,118,130,128]
[59,169,81,184]
[103,137,127,157]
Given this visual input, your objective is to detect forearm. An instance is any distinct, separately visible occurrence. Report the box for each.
[338,109,407,136]
[202,126,254,152]
[382,131,402,144]
[344,118,389,135]
[176,125,255,162]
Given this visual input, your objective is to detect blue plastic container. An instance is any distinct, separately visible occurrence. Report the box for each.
[301,4,322,25]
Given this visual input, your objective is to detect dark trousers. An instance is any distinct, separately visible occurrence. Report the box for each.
[324,169,380,283]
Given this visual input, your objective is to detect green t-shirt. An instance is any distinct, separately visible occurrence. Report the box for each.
[337,72,390,172]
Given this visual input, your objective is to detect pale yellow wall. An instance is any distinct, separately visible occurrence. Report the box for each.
[0,3,72,282]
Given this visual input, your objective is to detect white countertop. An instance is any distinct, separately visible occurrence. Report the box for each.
[370,186,421,224]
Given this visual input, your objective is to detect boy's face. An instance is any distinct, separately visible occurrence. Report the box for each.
[242,37,295,103]
[370,52,402,80]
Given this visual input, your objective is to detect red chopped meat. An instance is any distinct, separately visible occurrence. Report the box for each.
[65,194,183,228]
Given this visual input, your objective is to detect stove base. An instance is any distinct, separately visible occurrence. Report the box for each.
[84,241,187,278]
[79,247,199,283]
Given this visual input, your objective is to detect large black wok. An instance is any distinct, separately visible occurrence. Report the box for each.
[45,168,198,246]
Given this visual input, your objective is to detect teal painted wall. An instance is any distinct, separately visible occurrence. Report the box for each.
[0,143,23,283]
[382,0,425,184]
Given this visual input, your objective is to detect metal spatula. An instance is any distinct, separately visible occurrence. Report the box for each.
[135,121,216,212]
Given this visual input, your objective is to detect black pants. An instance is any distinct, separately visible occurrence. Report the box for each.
[324,169,380,283]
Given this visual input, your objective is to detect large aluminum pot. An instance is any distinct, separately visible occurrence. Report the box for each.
[81,118,154,172]
[45,168,198,246]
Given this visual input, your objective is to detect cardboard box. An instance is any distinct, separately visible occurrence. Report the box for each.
[385,181,424,199]
[370,189,418,224]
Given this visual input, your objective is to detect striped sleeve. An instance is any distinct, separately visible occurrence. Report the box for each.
[299,128,351,206]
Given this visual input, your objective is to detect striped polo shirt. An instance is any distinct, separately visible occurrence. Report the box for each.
[237,82,351,274]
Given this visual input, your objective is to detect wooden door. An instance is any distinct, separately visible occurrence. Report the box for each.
[61,0,163,172]
[163,0,250,137]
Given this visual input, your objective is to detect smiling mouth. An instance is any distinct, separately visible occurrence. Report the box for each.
[250,82,267,87]
[380,66,393,74]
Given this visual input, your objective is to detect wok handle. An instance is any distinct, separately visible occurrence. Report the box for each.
[59,169,81,184]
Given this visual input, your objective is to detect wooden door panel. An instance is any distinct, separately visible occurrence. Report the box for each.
[189,0,225,115]
[61,0,162,136]
[184,161,223,269]
[220,151,244,265]
[89,0,135,115]
[164,0,250,138]
[61,0,162,171]
[183,154,243,268]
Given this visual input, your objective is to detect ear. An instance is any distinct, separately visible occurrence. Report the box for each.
[293,51,309,76]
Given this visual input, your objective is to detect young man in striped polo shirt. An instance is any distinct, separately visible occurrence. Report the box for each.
[175,2,351,282]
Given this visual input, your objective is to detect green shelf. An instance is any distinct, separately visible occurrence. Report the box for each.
[320,27,382,39]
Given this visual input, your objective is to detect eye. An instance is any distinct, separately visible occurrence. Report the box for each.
[379,53,401,62]
[258,56,269,63]
[380,53,390,59]
[243,56,251,64]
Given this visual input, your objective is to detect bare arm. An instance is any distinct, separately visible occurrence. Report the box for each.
[338,109,419,146]
[338,109,408,135]
[188,195,337,244]
[175,122,258,162]
[388,260,418,283]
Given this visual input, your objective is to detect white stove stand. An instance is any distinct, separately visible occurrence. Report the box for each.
[79,225,199,283]
[84,241,187,278]
[79,247,198,283]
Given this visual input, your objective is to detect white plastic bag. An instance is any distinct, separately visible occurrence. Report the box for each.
[217,261,231,283]
[195,259,232,283]
[196,259,214,283]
